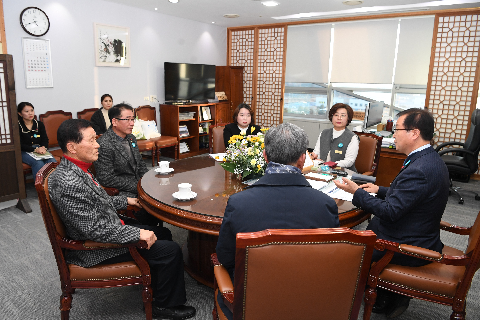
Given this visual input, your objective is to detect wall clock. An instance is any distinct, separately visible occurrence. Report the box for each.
[20,7,50,37]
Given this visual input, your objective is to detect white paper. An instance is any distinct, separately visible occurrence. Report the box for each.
[306,179,328,190]
[303,151,314,168]
[209,153,227,161]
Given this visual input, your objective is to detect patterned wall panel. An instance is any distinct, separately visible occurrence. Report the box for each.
[230,29,255,106]
[426,13,480,173]
[255,27,285,127]
[0,61,11,145]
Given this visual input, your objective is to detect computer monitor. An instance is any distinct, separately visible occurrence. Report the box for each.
[363,101,384,131]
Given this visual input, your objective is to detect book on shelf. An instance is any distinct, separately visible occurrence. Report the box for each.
[179,142,190,153]
[179,112,195,120]
[179,125,190,137]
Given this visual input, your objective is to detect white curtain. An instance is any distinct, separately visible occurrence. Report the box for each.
[394,16,435,85]
[330,19,399,84]
[285,23,331,83]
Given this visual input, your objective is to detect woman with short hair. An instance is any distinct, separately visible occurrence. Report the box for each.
[223,103,261,148]
[311,103,359,171]
[90,94,113,135]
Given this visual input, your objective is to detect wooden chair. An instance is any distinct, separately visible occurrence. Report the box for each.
[363,211,480,320]
[209,124,228,154]
[77,108,98,121]
[39,110,73,161]
[135,105,178,165]
[212,228,376,320]
[35,162,153,320]
[354,132,382,176]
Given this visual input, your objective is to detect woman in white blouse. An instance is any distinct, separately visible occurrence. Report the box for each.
[311,103,359,172]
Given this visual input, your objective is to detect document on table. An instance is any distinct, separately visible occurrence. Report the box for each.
[209,153,227,161]
[27,151,54,160]
[320,182,354,201]
[306,179,328,190]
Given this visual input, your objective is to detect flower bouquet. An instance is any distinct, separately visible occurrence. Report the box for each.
[220,129,268,180]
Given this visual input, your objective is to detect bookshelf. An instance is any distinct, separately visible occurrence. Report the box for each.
[160,103,221,159]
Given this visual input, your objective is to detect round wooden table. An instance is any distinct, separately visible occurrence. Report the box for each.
[138,156,370,287]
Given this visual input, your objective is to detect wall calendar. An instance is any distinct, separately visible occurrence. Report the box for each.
[22,38,53,88]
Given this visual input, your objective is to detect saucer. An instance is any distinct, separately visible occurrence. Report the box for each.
[155,167,174,174]
[172,191,197,201]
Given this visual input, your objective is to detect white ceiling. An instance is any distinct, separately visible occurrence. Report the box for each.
[103,0,480,27]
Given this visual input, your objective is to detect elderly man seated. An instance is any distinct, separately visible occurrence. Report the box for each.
[215,122,340,320]
[48,119,195,320]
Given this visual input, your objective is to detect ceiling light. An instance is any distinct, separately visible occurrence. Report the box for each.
[262,1,279,7]
[343,0,363,5]
[168,0,179,3]
[154,8,158,10]
[212,22,215,24]
[223,14,240,18]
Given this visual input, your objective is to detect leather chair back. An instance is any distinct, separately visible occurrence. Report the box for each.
[463,109,480,171]
[136,105,156,122]
[210,124,227,154]
[232,228,376,320]
[355,132,382,176]
[77,108,98,121]
[39,110,73,147]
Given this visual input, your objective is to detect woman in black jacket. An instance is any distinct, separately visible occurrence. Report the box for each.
[90,94,113,134]
[223,103,261,148]
[17,102,56,177]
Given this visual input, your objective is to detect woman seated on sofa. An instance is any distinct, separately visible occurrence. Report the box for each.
[223,103,261,148]
[311,103,359,172]
[90,93,113,135]
[17,102,57,177]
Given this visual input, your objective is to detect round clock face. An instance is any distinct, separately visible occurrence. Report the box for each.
[20,7,50,37]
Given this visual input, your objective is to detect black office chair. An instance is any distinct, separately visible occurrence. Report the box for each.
[436,109,480,204]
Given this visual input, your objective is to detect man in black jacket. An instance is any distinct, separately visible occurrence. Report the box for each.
[216,122,339,320]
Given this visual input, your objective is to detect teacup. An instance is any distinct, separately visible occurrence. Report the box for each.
[178,183,192,197]
[159,161,170,171]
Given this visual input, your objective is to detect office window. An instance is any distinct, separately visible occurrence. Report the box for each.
[283,83,328,118]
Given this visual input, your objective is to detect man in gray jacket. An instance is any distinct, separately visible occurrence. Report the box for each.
[49,119,195,320]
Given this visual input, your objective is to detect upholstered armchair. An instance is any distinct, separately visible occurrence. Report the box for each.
[212,228,376,320]
[35,162,153,320]
[354,132,383,176]
[363,211,480,320]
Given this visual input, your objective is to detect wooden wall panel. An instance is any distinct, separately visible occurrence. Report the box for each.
[426,12,480,174]
[229,29,255,107]
[255,27,285,127]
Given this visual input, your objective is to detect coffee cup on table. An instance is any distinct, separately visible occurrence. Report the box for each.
[178,183,192,197]
[159,161,170,171]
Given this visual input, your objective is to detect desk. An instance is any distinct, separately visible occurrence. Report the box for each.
[376,147,407,187]
[138,156,370,287]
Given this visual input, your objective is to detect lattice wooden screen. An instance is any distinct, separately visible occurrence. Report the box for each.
[426,13,480,173]
[229,27,286,127]
[0,61,11,145]
[230,29,255,106]
[256,27,285,127]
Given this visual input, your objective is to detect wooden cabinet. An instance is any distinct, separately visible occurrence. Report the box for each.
[215,66,244,121]
[160,103,226,159]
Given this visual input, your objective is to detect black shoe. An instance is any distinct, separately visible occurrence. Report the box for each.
[152,305,196,320]
[386,295,410,318]
[371,289,392,314]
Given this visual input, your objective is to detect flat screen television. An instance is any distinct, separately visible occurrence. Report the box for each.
[363,101,384,131]
[164,62,216,102]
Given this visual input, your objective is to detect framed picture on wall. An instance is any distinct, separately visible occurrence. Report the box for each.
[94,23,130,67]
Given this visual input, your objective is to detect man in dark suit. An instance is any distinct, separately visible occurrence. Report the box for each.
[94,103,148,198]
[49,119,195,320]
[335,108,450,318]
[216,122,339,320]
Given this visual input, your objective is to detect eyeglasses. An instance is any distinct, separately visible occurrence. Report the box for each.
[393,128,411,132]
[115,118,135,123]
[333,114,348,118]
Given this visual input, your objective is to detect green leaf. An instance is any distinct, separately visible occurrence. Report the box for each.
[220,162,236,173]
